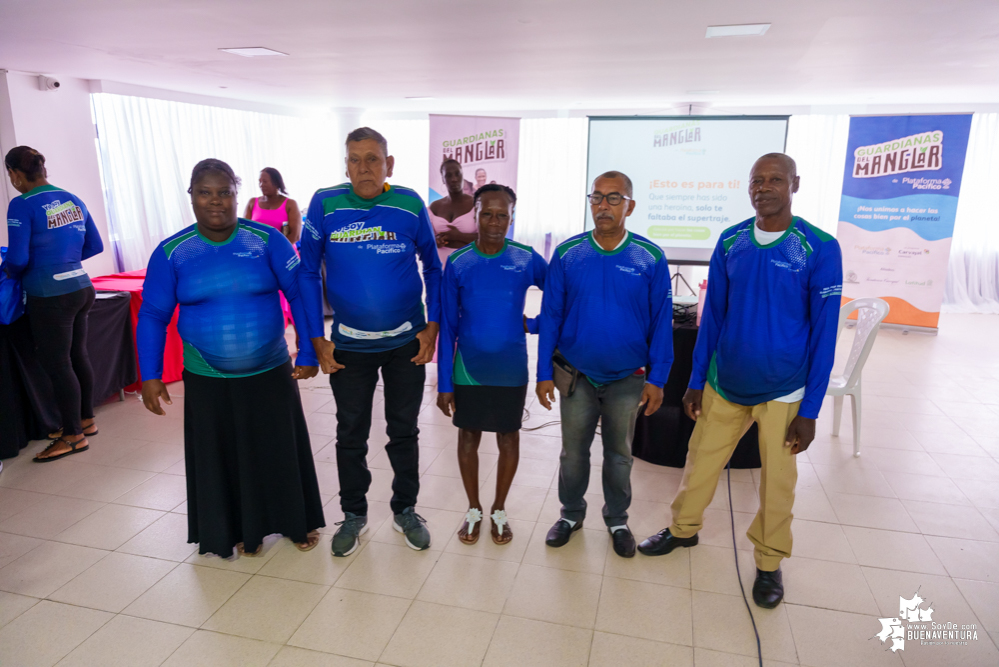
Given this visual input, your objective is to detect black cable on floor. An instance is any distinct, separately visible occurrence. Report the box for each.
[521,406,600,435]
[727,462,763,667]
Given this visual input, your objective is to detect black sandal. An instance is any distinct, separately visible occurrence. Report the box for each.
[33,437,89,463]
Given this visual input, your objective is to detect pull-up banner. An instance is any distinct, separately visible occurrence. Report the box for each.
[428,114,520,235]
[837,114,973,329]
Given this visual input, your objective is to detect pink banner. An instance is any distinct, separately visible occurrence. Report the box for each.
[428,114,520,206]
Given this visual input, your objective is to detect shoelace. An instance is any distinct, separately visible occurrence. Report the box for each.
[334,517,365,534]
[398,511,427,532]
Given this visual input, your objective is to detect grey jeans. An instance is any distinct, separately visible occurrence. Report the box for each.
[557,373,645,527]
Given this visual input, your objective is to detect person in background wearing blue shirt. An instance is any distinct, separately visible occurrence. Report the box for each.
[536,171,673,559]
[638,154,843,609]
[138,159,325,557]
[302,128,442,557]
[5,146,104,462]
[436,184,547,545]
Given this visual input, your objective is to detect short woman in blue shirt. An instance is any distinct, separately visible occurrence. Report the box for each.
[137,159,325,557]
[436,185,547,545]
[5,146,104,462]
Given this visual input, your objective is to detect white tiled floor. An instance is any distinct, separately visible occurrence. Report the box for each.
[3,312,999,665]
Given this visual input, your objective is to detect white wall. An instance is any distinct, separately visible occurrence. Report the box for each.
[0,71,115,277]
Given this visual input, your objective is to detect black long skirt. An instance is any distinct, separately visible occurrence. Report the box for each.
[183,360,326,556]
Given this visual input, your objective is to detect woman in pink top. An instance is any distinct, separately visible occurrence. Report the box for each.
[429,159,477,265]
[244,167,302,329]
[243,167,302,243]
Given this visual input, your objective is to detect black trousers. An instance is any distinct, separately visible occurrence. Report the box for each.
[26,286,96,436]
[330,337,424,516]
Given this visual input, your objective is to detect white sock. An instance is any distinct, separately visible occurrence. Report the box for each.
[561,519,577,528]
[609,525,628,533]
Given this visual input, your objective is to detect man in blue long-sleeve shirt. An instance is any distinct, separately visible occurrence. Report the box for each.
[300,127,442,556]
[536,171,673,558]
[638,154,843,610]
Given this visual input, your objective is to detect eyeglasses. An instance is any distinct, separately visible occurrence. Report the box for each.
[587,192,631,206]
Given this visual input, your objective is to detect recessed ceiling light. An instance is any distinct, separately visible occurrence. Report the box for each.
[405,96,434,100]
[219,47,288,57]
[705,24,770,38]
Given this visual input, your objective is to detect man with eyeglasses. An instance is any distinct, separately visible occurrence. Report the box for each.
[536,170,673,558]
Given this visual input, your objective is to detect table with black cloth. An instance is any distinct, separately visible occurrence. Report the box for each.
[0,291,136,459]
[632,323,761,469]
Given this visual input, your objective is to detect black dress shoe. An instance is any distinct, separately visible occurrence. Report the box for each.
[610,527,636,558]
[752,567,784,608]
[545,519,582,547]
[636,528,699,556]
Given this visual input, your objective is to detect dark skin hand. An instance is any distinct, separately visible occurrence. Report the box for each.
[311,323,438,374]
[437,226,478,249]
[535,380,662,416]
[682,388,815,454]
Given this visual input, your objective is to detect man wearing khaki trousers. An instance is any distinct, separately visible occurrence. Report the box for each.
[637,153,843,608]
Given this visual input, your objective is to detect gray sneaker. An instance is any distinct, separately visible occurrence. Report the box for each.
[393,507,431,551]
[331,512,368,557]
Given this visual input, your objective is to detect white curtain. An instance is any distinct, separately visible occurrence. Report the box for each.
[514,118,589,256]
[92,93,339,271]
[944,113,999,312]
[785,114,851,236]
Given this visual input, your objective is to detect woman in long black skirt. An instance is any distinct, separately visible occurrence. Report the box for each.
[136,159,325,557]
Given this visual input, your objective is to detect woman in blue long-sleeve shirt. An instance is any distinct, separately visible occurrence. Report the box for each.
[5,146,104,462]
[137,159,325,557]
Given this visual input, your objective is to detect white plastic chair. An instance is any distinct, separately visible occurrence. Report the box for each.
[827,297,890,457]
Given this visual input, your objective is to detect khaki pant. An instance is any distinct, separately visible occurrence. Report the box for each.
[669,385,799,572]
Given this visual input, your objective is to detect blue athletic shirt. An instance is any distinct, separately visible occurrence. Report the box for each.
[5,184,104,297]
[301,183,442,352]
[136,219,317,380]
[438,240,547,393]
[689,216,843,419]
[538,231,674,387]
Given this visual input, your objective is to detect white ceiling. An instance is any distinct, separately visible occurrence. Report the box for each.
[2,0,998,113]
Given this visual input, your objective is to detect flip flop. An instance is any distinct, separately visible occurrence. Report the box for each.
[458,508,483,545]
[491,509,512,545]
[295,530,321,552]
[33,437,89,463]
